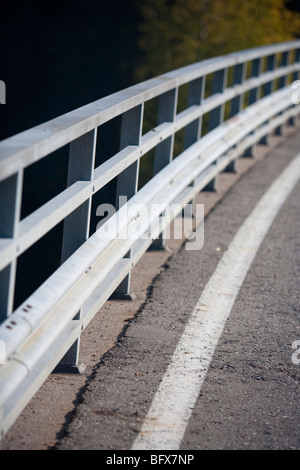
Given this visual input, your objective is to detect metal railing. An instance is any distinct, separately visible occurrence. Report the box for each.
[1,41,300,438]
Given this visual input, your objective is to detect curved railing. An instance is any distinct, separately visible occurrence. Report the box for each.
[0,41,300,438]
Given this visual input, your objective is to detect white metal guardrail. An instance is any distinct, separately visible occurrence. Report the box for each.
[0,41,300,438]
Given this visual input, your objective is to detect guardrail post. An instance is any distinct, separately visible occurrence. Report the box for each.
[226,62,247,172]
[0,171,23,321]
[205,68,228,190]
[289,47,300,126]
[111,104,144,298]
[184,77,205,216]
[185,77,205,147]
[209,68,228,130]
[150,88,178,248]
[260,54,276,145]
[275,51,290,135]
[55,129,97,373]
[243,57,262,157]
[230,63,246,117]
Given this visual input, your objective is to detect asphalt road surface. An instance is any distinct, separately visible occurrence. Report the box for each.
[54,130,300,451]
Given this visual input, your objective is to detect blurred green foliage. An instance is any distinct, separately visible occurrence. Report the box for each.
[135,0,300,184]
[134,0,300,81]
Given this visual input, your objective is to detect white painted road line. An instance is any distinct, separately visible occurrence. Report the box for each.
[132,153,300,450]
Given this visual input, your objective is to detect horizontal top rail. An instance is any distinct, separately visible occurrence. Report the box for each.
[0,40,300,181]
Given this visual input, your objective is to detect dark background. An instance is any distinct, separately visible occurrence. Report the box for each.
[0,0,144,308]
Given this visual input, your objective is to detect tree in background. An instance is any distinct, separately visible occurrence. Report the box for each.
[134,0,300,186]
[135,0,300,81]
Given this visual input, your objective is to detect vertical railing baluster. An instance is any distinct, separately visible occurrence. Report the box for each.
[243,57,262,157]
[230,63,246,117]
[56,129,97,373]
[248,58,262,104]
[150,88,178,249]
[0,171,23,321]
[184,77,205,147]
[289,47,300,126]
[209,68,228,130]
[153,89,178,174]
[184,76,206,216]
[205,67,228,191]
[226,61,247,172]
[260,54,276,145]
[275,50,290,135]
[279,51,290,89]
[112,104,144,298]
